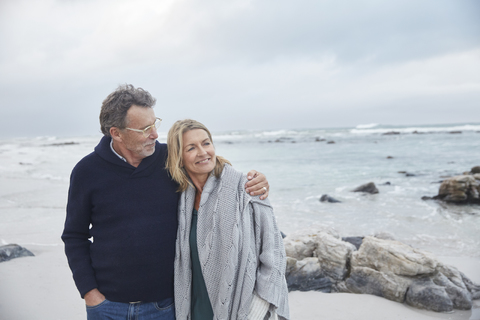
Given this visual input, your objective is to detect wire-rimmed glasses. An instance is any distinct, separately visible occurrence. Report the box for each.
[125,118,162,137]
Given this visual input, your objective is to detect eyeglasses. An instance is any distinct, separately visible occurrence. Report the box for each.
[125,118,162,137]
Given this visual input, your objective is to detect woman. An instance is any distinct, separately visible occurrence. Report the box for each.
[166,119,290,320]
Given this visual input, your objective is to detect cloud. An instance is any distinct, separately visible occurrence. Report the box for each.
[0,0,479,137]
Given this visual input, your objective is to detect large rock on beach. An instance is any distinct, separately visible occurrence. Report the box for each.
[405,278,454,312]
[0,244,34,262]
[345,266,410,302]
[352,182,379,194]
[285,257,332,292]
[351,236,437,276]
[314,232,356,281]
[283,228,480,313]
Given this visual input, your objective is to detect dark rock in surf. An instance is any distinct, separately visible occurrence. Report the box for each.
[430,174,480,204]
[320,194,341,203]
[43,141,79,146]
[382,131,400,135]
[342,237,364,250]
[352,182,379,194]
[0,244,34,262]
[327,141,335,144]
[471,166,480,174]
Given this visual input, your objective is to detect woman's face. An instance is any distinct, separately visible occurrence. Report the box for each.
[182,129,216,182]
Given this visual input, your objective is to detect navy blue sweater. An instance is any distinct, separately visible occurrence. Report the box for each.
[61,136,179,302]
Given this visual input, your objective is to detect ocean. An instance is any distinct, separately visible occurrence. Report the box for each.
[1,123,479,258]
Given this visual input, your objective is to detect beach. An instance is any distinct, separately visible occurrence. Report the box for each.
[1,226,479,319]
[1,125,480,319]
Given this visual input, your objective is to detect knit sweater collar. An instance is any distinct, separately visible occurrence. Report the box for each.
[95,136,162,177]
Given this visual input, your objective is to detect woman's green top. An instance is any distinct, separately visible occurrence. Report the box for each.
[190,208,214,320]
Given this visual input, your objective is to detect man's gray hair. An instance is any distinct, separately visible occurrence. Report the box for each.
[99,84,157,137]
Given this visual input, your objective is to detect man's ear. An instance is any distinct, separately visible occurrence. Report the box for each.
[110,127,122,142]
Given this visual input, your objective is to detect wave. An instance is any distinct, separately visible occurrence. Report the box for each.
[350,124,480,135]
[355,123,379,129]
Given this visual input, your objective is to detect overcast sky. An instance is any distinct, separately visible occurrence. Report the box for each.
[0,0,479,138]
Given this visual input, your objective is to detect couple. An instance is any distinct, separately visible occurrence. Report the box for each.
[61,84,290,320]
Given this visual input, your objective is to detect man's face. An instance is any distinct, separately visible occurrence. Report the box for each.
[118,105,159,162]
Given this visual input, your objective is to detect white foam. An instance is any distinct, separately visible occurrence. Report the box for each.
[356,123,379,129]
[350,124,480,135]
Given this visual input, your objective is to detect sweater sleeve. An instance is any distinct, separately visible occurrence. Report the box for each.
[249,197,290,320]
[61,166,98,298]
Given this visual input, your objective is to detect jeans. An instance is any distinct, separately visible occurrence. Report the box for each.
[86,297,175,320]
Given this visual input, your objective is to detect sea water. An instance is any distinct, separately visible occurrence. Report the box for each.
[1,123,479,258]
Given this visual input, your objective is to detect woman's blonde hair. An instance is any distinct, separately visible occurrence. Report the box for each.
[166,119,231,192]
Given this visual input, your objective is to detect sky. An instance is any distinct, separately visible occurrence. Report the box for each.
[0,0,479,138]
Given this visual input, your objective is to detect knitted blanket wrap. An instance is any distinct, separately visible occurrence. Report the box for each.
[174,164,290,320]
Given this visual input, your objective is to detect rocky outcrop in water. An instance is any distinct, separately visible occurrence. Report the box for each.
[352,182,379,194]
[0,244,34,262]
[319,194,341,203]
[425,166,480,204]
[283,227,480,312]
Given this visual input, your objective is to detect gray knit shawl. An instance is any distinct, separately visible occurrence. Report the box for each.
[174,164,290,320]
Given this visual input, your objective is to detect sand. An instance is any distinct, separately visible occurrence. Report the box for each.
[0,176,479,320]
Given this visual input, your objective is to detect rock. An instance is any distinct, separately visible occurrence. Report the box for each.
[283,229,480,313]
[352,182,379,194]
[319,194,341,203]
[345,266,411,302]
[471,166,480,174]
[382,131,400,135]
[406,278,453,312]
[449,131,462,134]
[315,138,326,142]
[280,231,287,239]
[0,244,34,262]
[283,227,340,261]
[381,182,391,185]
[285,257,332,292]
[434,175,480,203]
[433,272,472,310]
[314,232,356,281]
[327,141,335,144]
[386,156,393,159]
[373,232,396,241]
[43,142,79,146]
[351,236,437,276]
[342,237,363,250]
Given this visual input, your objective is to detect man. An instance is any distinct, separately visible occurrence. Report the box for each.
[61,84,269,320]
